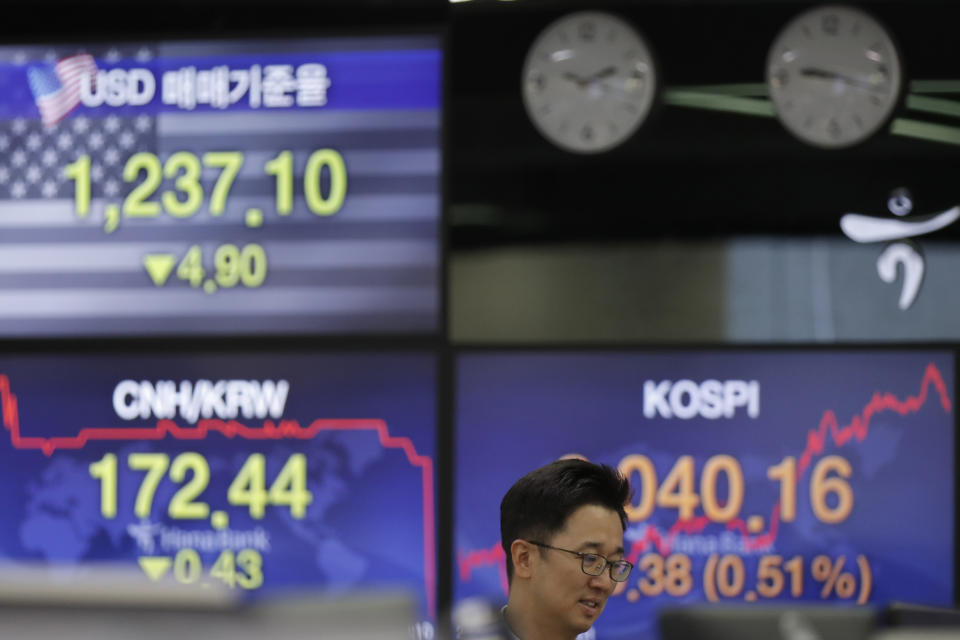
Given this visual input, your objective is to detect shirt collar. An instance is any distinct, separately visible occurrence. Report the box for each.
[500,605,521,640]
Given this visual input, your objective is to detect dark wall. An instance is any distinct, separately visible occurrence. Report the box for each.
[448,1,960,246]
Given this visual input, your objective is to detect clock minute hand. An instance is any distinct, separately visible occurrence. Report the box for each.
[586,66,618,82]
[799,67,883,93]
[562,71,588,88]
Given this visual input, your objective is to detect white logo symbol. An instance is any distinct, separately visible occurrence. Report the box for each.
[840,188,959,310]
[127,519,162,553]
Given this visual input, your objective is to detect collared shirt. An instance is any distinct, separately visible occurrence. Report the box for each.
[500,606,521,640]
[499,606,597,640]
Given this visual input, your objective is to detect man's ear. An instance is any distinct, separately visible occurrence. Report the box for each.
[511,539,535,579]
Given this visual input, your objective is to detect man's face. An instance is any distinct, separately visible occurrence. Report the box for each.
[528,504,624,637]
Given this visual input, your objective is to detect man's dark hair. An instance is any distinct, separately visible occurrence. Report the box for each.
[500,458,631,583]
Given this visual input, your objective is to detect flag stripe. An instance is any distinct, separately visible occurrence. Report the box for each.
[0,266,437,290]
[0,313,437,336]
[0,286,437,317]
[0,219,438,243]
[0,239,438,272]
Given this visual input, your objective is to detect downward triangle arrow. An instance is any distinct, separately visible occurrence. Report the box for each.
[138,556,172,581]
[143,254,177,287]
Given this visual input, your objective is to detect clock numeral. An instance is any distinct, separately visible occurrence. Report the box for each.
[581,124,594,141]
[822,14,839,35]
[772,68,790,88]
[870,94,883,107]
[578,21,596,41]
[827,118,842,139]
[874,64,889,84]
[852,114,864,130]
[626,66,645,91]
[529,72,547,93]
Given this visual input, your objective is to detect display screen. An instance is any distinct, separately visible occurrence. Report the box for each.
[455,350,954,639]
[0,36,441,336]
[0,351,436,622]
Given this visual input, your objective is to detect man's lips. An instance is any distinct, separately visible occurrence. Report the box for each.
[578,598,603,616]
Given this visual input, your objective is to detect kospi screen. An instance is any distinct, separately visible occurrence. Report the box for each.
[0,351,436,624]
[455,350,955,640]
[0,36,441,336]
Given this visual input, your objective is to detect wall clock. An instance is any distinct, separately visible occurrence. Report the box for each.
[766,4,903,148]
[521,11,657,154]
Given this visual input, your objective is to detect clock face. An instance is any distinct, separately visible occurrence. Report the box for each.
[522,11,657,154]
[766,5,903,149]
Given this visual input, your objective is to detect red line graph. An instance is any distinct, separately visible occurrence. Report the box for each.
[0,374,437,618]
[457,361,953,595]
[459,542,508,595]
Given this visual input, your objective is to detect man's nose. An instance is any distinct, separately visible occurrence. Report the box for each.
[588,572,615,593]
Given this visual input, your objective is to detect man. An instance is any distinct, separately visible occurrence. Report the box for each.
[499,459,633,640]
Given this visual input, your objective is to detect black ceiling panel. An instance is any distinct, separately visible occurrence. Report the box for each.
[448,1,960,245]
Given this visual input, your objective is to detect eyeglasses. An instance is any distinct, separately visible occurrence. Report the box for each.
[526,541,633,582]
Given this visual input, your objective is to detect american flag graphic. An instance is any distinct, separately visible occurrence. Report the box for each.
[26,53,98,127]
[0,111,154,200]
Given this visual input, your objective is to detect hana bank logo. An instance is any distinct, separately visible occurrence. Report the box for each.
[840,188,959,310]
[127,519,163,553]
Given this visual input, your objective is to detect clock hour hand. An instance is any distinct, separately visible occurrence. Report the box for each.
[799,67,885,93]
[563,67,618,89]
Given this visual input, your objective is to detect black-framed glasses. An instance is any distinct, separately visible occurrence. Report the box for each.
[526,540,633,582]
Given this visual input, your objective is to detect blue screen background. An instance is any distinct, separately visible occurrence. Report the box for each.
[0,350,436,617]
[454,350,954,639]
